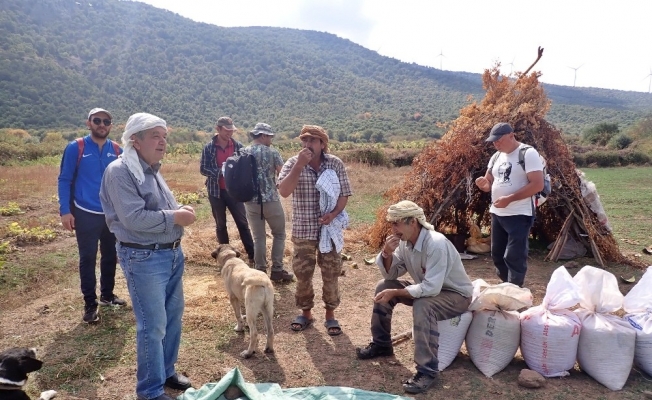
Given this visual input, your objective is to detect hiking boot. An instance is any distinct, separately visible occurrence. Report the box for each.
[270,269,294,282]
[402,372,437,394]
[99,294,127,306]
[83,304,99,323]
[356,342,393,360]
[164,373,192,390]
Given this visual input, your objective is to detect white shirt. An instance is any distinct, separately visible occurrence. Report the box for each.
[489,143,543,217]
[375,228,473,299]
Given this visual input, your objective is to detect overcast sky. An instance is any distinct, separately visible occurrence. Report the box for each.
[137,0,652,93]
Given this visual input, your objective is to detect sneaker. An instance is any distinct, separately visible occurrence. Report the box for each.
[83,304,99,323]
[270,269,294,282]
[99,295,127,306]
[355,342,394,359]
[402,372,437,394]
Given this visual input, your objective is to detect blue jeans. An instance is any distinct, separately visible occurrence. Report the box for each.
[117,243,185,399]
[208,189,255,259]
[490,213,535,287]
[73,207,117,306]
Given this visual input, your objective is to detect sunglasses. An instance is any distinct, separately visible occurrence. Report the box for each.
[91,118,112,126]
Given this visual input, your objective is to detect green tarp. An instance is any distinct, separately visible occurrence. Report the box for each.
[177,368,414,400]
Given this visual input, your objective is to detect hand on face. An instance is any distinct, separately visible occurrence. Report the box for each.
[296,147,314,167]
[383,234,400,255]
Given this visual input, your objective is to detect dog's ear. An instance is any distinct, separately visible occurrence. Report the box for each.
[19,355,42,374]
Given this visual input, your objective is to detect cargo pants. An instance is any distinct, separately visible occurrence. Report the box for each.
[291,237,342,310]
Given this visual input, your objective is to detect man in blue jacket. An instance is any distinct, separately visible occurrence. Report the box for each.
[58,108,126,324]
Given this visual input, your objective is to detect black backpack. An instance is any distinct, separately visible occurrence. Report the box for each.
[224,149,264,218]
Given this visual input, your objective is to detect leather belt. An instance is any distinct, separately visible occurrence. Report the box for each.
[119,239,181,250]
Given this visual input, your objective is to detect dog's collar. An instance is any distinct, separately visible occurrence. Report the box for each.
[0,376,26,386]
[0,382,23,390]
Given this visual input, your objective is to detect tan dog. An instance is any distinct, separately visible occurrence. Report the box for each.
[211,244,274,358]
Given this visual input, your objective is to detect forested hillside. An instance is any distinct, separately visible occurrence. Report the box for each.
[1,0,652,139]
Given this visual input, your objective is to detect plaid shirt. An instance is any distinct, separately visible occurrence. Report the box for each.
[278,153,352,240]
[200,136,242,198]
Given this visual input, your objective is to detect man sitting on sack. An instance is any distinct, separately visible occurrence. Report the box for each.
[356,200,473,395]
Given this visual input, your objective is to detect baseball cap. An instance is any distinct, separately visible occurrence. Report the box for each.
[485,122,514,142]
[250,122,274,136]
[88,108,112,119]
[216,116,236,130]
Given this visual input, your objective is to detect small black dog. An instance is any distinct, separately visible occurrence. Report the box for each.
[0,348,56,400]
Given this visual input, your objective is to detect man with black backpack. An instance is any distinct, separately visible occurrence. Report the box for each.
[200,116,255,264]
[58,108,126,324]
[241,123,294,282]
[475,122,544,287]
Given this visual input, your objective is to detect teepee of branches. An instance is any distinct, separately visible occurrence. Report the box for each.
[368,64,640,268]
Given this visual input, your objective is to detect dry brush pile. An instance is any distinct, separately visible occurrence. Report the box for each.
[368,65,641,268]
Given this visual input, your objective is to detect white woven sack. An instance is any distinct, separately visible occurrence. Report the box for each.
[574,266,636,391]
[465,282,531,378]
[520,266,582,377]
[437,311,473,371]
[466,309,521,377]
[623,266,652,376]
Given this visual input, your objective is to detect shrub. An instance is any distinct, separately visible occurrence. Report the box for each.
[582,122,619,146]
[608,134,632,150]
[0,202,23,216]
[620,150,650,166]
[573,153,586,167]
[338,148,387,166]
[584,150,620,167]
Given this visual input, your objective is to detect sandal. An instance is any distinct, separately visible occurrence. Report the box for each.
[290,315,314,332]
[324,319,343,336]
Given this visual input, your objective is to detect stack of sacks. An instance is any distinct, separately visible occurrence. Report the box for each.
[574,266,636,391]
[623,266,652,376]
[520,266,582,377]
[466,281,532,377]
[437,311,473,371]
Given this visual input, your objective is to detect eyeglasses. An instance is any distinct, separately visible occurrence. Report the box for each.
[91,118,112,126]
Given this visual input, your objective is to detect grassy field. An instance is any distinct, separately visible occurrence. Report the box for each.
[582,167,652,259]
[0,160,651,399]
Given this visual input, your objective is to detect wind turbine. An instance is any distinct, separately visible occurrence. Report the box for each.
[568,64,583,87]
[508,57,516,75]
[436,49,445,70]
[645,68,652,93]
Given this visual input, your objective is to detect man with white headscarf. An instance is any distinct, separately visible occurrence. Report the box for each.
[100,113,196,400]
[356,200,473,395]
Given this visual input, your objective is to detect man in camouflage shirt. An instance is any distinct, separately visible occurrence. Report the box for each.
[243,123,293,282]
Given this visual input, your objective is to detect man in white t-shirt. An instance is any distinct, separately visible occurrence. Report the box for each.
[475,122,544,287]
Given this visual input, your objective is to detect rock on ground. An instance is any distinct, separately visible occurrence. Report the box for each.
[518,369,546,388]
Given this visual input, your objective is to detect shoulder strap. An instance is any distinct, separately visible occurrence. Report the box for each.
[110,140,121,156]
[488,151,500,170]
[75,137,85,168]
[518,145,532,171]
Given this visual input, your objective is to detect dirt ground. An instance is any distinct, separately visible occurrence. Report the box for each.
[0,162,651,400]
